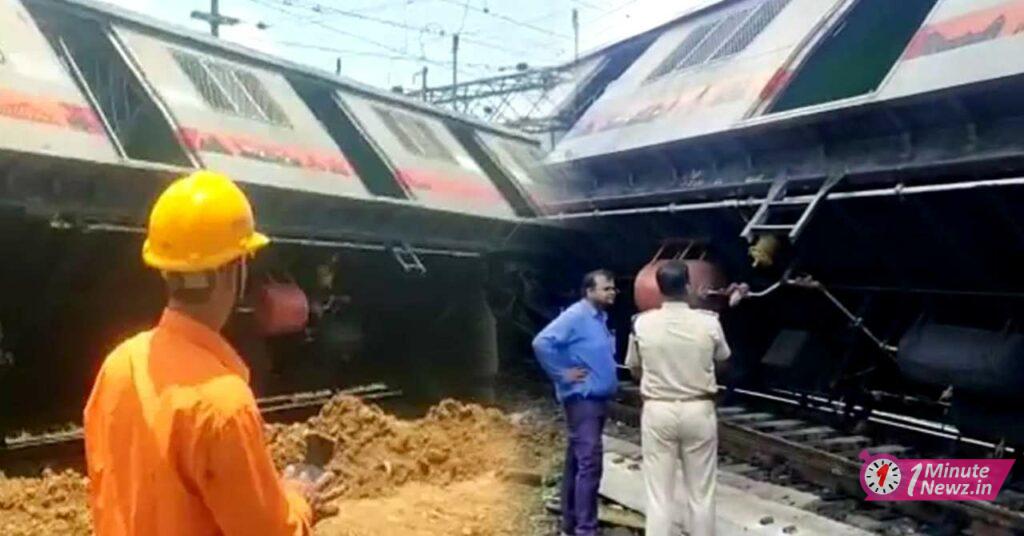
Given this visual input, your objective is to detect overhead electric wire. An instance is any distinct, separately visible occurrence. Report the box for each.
[246,0,493,73]
[520,7,565,25]
[248,0,413,56]
[277,42,433,62]
[262,0,547,57]
[591,0,725,27]
[583,0,669,48]
[522,0,613,24]
[278,0,440,34]
[249,0,581,84]
[277,40,501,70]
[455,0,471,33]
[434,0,571,39]
[333,0,419,15]
[587,0,641,24]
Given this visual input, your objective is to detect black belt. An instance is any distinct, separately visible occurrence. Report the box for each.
[643,393,716,403]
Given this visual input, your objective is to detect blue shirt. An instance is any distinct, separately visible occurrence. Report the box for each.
[532,299,618,402]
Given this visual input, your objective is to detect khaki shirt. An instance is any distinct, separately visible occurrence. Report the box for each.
[625,302,731,401]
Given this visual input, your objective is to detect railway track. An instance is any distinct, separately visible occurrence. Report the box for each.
[609,386,1024,535]
[0,383,402,472]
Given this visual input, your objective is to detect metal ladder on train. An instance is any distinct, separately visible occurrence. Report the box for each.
[741,174,845,243]
[391,242,427,276]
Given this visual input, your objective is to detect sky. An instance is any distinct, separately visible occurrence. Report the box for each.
[97,0,714,90]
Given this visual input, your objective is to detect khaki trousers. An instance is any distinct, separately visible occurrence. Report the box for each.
[641,399,717,536]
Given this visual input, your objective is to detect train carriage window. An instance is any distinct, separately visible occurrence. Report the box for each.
[27,6,191,166]
[676,8,753,70]
[645,22,717,82]
[646,0,790,83]
[204,61,266,120]
[769,0,938,112]
[172,49,292,127]
[710,0,790,61]
[235,70,290,125]
[501,142,545,184]
[373,107,421,154]
[372,106,457,164]
[173,51,235,112]
[408,119,456,162]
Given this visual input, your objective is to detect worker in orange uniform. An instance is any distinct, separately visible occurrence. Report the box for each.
[84,171,327,535]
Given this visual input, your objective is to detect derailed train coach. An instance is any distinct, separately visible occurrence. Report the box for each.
[545,0,1024,446]
[0,0,580,429]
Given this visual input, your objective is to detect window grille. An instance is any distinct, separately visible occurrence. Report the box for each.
[645,21,718,82]
[675,8,753,70]
[172,49,291,127]
[709,0,791,61]
[373,106,457,164]
[646,0,791,82]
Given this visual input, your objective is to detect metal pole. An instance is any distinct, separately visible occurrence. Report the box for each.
[421,66,428,101]
[452,34,460,88]
[211,0,221,36]
[191,0,239,37]
[572,8,579,62]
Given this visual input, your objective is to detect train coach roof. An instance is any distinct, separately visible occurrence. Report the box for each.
[40,0,538,144]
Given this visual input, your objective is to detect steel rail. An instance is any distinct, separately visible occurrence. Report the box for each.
[1,384,401,454]
[608,389,1024,532]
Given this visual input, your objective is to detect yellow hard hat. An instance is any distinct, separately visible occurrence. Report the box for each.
[142,170,269,272]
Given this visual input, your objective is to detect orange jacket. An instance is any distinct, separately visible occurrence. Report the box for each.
[84,308,311,535]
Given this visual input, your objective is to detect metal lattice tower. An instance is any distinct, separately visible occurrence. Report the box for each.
[411,65,577,137]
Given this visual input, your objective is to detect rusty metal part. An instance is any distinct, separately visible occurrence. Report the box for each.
[633,241,730,313]
[635,259,728,312]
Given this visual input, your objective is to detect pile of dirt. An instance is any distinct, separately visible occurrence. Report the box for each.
[266,396,550,500]
[0,394,561,535]
[0,469,90,536]
[315,473,546,536]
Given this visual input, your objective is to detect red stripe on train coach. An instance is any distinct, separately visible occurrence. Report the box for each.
[395,168,507,205]
[178,127,356,177]
[0,88,105,135]
[903,0,1024,60]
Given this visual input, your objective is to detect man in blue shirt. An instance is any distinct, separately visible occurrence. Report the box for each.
[533,269,619,536]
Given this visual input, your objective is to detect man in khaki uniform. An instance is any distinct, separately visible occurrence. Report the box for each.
[625,260,731,536]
